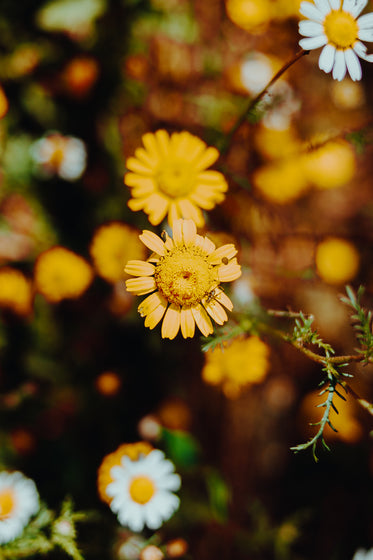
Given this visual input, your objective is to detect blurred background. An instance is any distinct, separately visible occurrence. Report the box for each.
[0,0,373,558]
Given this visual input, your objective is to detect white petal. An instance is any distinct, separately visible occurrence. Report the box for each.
[314,0,333,15]
[343,0,368,16]
[300,1,325,21]
[299,20,324,36]
[354,40,373,61]
[358,28,373,41]
[332,49,347,80]
[299,34,328,50]
[318,43,336,72]
[357,12,373,29]
[345,48,363,79]
[329,0,341,9]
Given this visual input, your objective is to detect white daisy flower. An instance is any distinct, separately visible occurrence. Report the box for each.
[0,471,40,544]
[31,132,87,181]
[298,0,373,81]
[353,549,373,560]
[106,449,181,532]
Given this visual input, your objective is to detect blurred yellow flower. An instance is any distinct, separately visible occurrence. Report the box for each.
[315,237,360,285]
[0,85,9,119]
[303,141,356,190]
[254,124,301,161]
[34,246,93,302]
[124,130,227,227]
[252,158,309,204]
[225,0,272,32]
[97,442,154,505]
[0,267,32,315]
[89,222,146,284]
[202,336,270,398]
[125,219,241,339]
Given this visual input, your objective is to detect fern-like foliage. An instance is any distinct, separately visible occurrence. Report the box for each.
[341,285,373,364]
[288,312,352,460]
[0,497,91,560]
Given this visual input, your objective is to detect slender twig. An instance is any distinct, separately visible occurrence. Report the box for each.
[220,49,309,154]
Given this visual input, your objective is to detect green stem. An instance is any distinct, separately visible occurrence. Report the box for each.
[220,49,309,155]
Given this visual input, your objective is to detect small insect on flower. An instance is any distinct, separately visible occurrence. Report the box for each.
[298,0,373,81]
[124,219,242,339]
[97,443,181,532]
[0,471,40,544]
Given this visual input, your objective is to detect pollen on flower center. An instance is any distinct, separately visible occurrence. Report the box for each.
[154,247,218,307]
[323,10,359,49]
[129,476,155,504]
[0,489,15,519]
[156,161,194,198]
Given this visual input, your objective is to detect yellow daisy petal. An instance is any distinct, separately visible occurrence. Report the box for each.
[161,304,181,339]
[144,299,168,329]
[197,170,229,186]
[213,289,233,311]
[193,146,220,171]
[154,129,170,157]
[138,292,167,317]
[128,198,147,211]
[172,219,183,246]
[181,219,197,246]
[134,147,159,169]
[124,260,155,277]
[177,199,204,226]
[191,303,214,337]
[139,231,167,256]
[125,277,156,295]
[180,307,195,338]
[126,157,154,175]
[208,244,238,265]
[144,193,169,225]
[204,299,228,325]
[168,202,183,227]
[142,132,162,161]
[218,260,242,282]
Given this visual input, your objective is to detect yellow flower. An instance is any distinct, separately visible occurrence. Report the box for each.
[225,0,272,33]
[303,141,356,190]
[89,222,146,283]
[34,246,94,303]
[253,158,309,204]
[124,130,228,227]
[125,219,241,339]
[202,336,270,398]
[315,237,360,285]
[0,268,33,315]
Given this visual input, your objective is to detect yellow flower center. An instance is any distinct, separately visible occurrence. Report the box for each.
[129,476,155,504]
[156,161,195,198]
[0,489,15,519]
[154,247,218,307]
[324,10,359,49]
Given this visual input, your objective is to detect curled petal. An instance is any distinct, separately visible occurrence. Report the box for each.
[144,299,168,329]
[139,231,167,256]
[138,291,167,317]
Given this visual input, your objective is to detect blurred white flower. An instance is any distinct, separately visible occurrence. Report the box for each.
[299,0,373,81]
[353,549,373,560]
[31,132,87,181]
[0,471,40,544]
